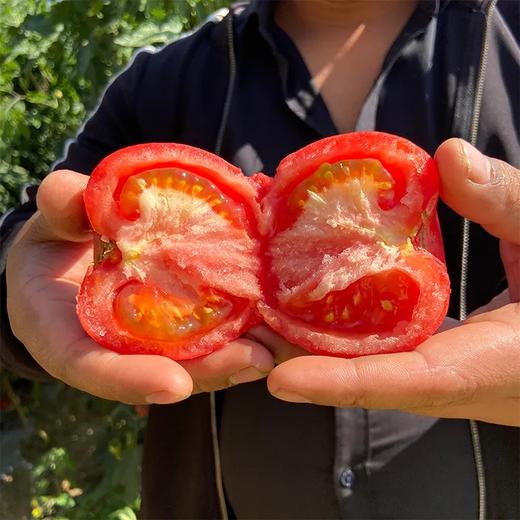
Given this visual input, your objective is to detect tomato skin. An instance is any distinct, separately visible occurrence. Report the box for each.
[85,142,263,240]
[78,134,450,360]
[78,144,263,360]
[259,132,450,357]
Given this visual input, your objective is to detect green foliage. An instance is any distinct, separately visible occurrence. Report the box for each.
[0,1,230,517]
[1,374,146,519]
[0,0,230,214]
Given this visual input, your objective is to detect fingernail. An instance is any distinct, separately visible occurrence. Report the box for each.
[272,389,312,404]
[145,390,190,404]
[461,140,491,184]
[229,366,266,385]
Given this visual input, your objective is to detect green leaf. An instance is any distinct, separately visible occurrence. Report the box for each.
[25,91,58,108]
[108,506,138,520]
[23,14,56,37]
[114,20,183,48]
[53,493,76,509]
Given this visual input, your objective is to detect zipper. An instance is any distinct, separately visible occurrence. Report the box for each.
[459,1,498,519]
[214,10,237,157]
[210,391,229,520]
[211,9,236,520]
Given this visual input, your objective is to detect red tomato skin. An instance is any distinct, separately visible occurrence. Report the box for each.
[78,144,263,360]
[262,132,439,235]
[259,132,450,357]
[85,142,263,240]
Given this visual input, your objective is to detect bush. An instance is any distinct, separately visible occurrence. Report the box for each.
[0,0,229,214]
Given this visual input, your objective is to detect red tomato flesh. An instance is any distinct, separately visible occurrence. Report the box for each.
[78,133,450,360]
[259,132,450,357]
[78,144,263,360]
[283,270,420,334]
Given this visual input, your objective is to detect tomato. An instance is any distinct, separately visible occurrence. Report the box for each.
[258,132,450,357]
[77,143,264,360]
[78,134,450,361]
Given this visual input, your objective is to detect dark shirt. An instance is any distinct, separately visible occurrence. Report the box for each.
[1,0,519,518]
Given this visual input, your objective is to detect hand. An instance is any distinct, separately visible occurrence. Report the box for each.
[6,170,274,405]
[265,139,520,426]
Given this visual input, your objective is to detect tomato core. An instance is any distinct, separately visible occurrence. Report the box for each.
[118,167,244,226]
[113,282,234,341]
[283,270,420,334]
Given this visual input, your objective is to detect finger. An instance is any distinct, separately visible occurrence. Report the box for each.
[246,325,309,364]
[500,240,520,302]
[35,170,91,242]
[435,139,520,245]
[407,397,520,426]
[13,313,194,406]
[268,304,520,409]
[180,338,275,393]
[60,345,194,405]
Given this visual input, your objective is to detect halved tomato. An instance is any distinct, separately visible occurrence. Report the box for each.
[78,134,450,361]
[77,143,265,360]
[258,132,450,357]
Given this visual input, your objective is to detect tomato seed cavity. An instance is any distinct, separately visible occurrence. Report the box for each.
[288,159,396,214]
[284,270,419,334]
[118,168,244,226]
[114,282,233,341]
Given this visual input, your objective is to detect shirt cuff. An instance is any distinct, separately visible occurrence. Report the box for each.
[0,190,52,381]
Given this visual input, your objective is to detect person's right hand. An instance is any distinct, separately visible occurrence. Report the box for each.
[6,170,274,405]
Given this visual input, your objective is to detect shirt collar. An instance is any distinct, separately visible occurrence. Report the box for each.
[231,0,482,137]
[233,0,276,44]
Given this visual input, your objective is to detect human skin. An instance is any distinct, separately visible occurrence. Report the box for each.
[275,0,419,133]
[254,139,520,427]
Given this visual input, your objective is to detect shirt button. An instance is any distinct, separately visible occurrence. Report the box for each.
[339,467,355,490]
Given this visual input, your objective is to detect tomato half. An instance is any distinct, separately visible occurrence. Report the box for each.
[77,144,264,360]
[258,132,450,357]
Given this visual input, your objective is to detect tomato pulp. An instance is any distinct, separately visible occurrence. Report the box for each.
[77,133,450,360]
[77,143,264,360]
[258,132,450,357]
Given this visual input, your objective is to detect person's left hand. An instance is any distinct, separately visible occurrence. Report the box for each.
[250,139,520,426]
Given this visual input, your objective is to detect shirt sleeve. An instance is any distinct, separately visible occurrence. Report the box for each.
[0,49,153,379]
[54,49,153,174]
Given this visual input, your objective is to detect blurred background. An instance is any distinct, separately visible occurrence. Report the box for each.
[0,1,229,518]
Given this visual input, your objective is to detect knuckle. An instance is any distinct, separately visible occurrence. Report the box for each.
[336,363,368,408]
[495,160,520,216]
[442,366,480,406]
[418,366,478,409]
[407,352,478,410]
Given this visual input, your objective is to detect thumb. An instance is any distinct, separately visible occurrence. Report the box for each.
[35,170,91,242]
[435,139,520,245]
